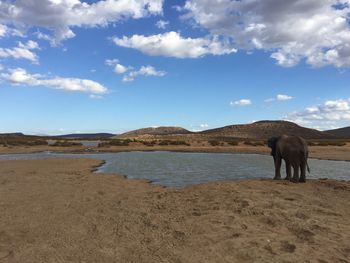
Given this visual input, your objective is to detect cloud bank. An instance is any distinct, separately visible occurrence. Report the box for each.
[113,31,236,58]
[0,0,164,45]
[183,0,350,67]
[285,98,350,129]
[2,68,108,95]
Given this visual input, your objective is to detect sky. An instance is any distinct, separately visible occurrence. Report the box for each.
[0,0,350,135]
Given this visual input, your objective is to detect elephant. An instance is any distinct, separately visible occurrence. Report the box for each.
[267,135,310,183]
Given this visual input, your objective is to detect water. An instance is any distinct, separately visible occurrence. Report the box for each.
[0,151,349,187]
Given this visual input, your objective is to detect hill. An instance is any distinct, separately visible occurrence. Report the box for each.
[117,126,192,138]
[325,126,350,139]
[200,120,333,139]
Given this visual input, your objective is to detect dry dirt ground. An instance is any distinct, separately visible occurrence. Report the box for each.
[0,158,349,263]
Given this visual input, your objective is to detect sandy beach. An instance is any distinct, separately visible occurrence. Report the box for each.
[0,158,349,262]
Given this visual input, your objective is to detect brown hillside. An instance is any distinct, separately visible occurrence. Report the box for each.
[117,126,192,138]
[200,120,333,139]
[325,126,350,139]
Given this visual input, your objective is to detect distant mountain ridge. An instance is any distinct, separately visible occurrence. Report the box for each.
[117,126,192,138]
[200,120,332,139]
[3,121,348,140]
[325,126,350,138]
[116,121,335,140]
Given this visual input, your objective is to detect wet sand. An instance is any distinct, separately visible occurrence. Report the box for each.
[0,158,349,262]
[0,143,350,161]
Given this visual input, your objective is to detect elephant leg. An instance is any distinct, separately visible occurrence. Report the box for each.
[285,162,292,180]
[299,161,306,183]
[292,165,299,183]
[273,158,282,180]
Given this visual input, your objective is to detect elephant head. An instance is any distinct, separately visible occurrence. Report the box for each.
[267,136,280,159]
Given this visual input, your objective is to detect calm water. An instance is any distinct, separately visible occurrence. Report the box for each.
[0,151,349,187]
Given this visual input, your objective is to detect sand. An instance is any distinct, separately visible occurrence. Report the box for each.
[0,158,349,262]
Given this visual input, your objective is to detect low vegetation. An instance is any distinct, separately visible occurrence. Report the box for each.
[98,139,131,147]
[51,141,82,147]
[243,140,266,146]
[0,135,48,147]
[307,140,347,147]
[157,140,190,146]
[208,140,222,146]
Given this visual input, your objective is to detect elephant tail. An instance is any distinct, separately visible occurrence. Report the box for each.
[306,162,310,173]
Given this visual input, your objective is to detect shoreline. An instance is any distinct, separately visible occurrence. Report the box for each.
[0,145,350,162]
[0,158,349,262]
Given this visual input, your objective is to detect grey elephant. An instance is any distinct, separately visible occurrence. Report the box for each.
[267,135,310,183]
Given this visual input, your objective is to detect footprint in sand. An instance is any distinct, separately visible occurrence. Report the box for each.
[280,240,296,253]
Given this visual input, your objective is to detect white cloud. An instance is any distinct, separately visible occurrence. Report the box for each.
[123,65,166,82]
[285,98,350,130]
[230,99,252,107]
[156,20,169,29]
[0,0,164,45]
[105,59,165,82]
[277,94,293,101]
[200,123,209,128]
[2,68,108,95]
[0,24,7,37]
[114,64,128,74]
[105,58,120,66]
[105,58,130,74]
[266,94,293,102]
[0,40,39,63]
[113,31,237,58]
[183,0,350,67]
[89,94,104,99]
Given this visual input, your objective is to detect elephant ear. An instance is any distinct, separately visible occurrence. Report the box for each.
[267,137,279,156]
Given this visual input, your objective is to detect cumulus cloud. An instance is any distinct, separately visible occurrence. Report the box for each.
[123,65,166,82]
[277,94,293,101]
[0,40,39,63]
[0,24,7,37]
[183,0,350,67]
[2,68,108,95]
[265,94,293,102]
[230,99,252,107]
[113,31,237,58]
[105,59,129,74]
[285,98,350,129]
[105,58,165,82]
[156,20,169,29]
[0,0,164,45]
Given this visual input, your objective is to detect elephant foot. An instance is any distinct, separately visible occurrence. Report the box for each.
[273,176,282,180]
[299,178,306,183]
[291,177,299,183]
[285,176,291,181]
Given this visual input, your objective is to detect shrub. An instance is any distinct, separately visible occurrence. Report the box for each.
[307,141,317,146]
[142,141,156,147]
[1,139,48,146]
[98,139,130,147]
[157,140,190,146]
[209,140,221,146]
[51,141,82,147]
[244,140,265,146]
[227,141,239,146]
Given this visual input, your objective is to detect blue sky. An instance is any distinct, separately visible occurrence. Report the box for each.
[0,0,350,134]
